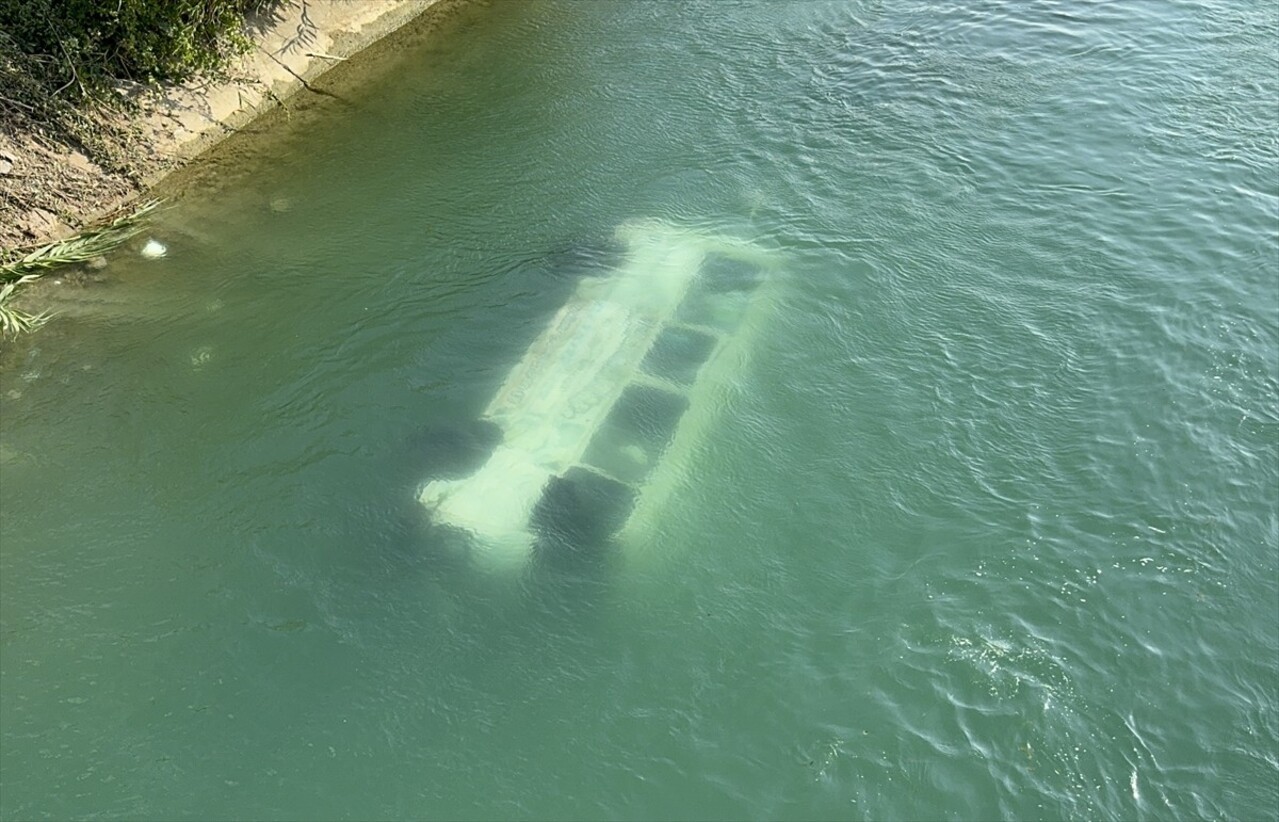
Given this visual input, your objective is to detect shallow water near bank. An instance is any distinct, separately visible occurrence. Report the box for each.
[2,1,1276,819]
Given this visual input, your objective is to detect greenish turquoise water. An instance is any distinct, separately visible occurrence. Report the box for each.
[2,1,1276,818]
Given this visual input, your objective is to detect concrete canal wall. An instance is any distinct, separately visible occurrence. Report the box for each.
[1,0,470,250]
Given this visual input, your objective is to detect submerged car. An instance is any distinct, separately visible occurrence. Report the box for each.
[419,219,780,570]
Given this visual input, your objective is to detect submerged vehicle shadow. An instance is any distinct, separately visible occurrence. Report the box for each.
[528,467,635,576]
[365,420,505,574]
[402,419,504,482]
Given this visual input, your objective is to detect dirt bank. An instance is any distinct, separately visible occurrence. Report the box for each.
[1,0,457,252]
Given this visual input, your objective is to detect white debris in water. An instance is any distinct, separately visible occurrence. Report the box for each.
[190,345,214,368]
[140,239,167,258]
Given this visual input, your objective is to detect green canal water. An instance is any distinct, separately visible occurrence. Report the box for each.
[2,1,1276,818]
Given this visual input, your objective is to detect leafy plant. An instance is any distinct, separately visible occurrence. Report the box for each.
[0,200,160,281]
[0,0,279,90]
[0,200,160,340]
[0,276,51,339]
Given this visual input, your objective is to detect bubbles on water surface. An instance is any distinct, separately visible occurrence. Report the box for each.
[947,631,1076,705]
[938,626,1140,818]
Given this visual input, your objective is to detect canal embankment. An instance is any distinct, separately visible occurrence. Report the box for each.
[1,0,462,252]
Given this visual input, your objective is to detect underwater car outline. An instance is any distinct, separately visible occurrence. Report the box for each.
[418,218,780,570]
